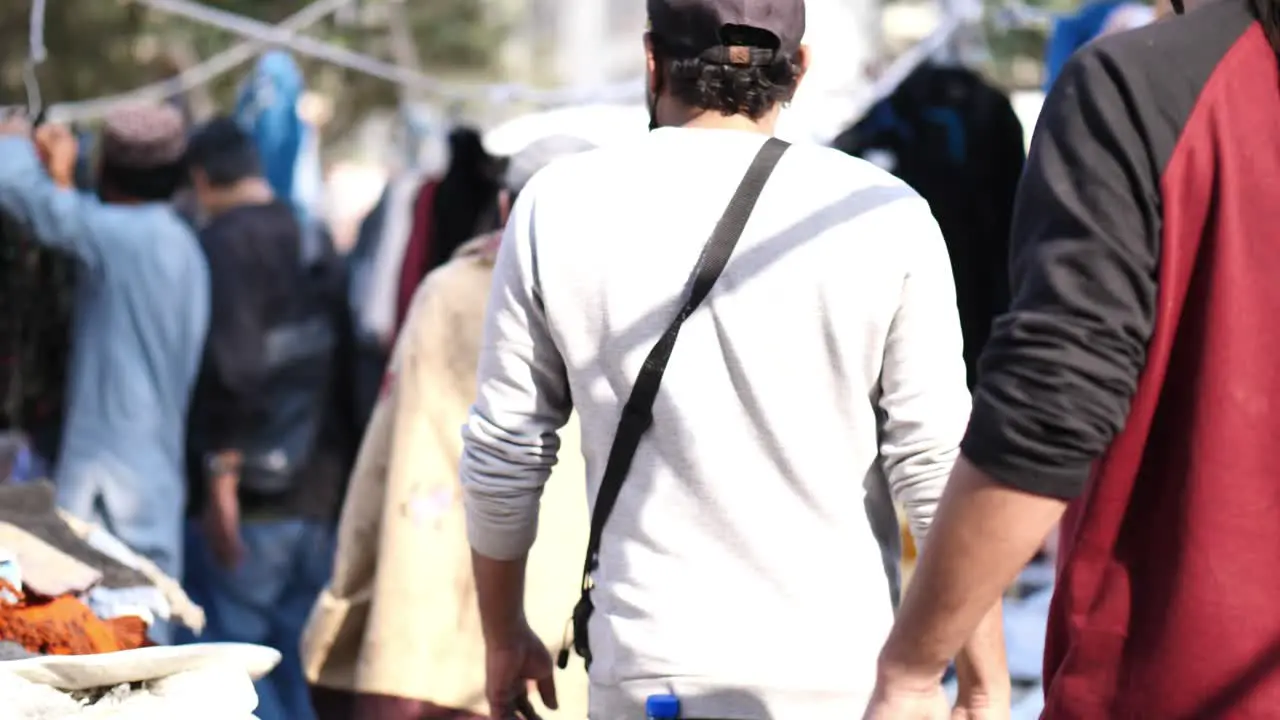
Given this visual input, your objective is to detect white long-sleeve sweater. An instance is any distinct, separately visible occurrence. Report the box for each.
[461,127,971,719]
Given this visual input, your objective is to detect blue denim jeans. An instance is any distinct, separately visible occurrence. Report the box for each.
[182,519,336,720]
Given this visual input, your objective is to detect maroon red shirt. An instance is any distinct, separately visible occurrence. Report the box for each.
[961,0,1280,715]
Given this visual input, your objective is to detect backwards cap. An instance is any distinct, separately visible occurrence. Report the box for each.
[647,0,806,66]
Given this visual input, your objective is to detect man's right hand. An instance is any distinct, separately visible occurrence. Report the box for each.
[34,124,78,188]
[863,684,950,720]
[864,662,951,720]
[484,620,558,719]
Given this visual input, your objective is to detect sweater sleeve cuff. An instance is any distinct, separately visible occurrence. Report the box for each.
[464,496,540,562]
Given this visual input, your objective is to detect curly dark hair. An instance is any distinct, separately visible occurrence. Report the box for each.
[659,53,802,121]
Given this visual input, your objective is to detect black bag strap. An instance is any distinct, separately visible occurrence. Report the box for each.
[573,136,790,646]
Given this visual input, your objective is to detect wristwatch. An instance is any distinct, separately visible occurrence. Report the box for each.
[204,452,241,480]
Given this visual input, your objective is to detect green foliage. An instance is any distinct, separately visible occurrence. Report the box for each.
[980,0,1106,88]
[0,0,504,134]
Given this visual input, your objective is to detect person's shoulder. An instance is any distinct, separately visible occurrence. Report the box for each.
[796,144,946,251]
[110,206,209,284]
[196,205,243,241]
[398,245,494,354]
[1094,0,1250,58]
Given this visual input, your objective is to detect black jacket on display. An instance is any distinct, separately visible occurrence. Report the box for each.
[833,63,1026,387]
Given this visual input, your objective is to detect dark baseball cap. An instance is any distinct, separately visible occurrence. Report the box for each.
[648,0,806,66]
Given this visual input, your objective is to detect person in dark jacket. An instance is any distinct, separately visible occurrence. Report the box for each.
[833,64,1025,388]
[182,116,356,720]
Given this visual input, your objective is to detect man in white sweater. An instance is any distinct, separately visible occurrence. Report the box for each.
[461,1,1009,718]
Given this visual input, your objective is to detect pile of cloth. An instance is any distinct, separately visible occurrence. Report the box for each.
[0,481,253,718]
[0,481,204,657]
[0,208,76,465]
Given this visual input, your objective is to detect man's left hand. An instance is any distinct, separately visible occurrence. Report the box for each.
[204,472,245,570]
[952,686,1011,720]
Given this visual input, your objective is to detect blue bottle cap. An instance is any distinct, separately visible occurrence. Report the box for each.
[645,693,680,719]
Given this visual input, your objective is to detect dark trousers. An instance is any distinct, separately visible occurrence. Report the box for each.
[181,519,336,720]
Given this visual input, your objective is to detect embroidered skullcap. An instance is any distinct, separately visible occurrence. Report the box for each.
[100,105,188,169]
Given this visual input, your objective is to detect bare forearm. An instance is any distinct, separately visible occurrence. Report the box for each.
[471,551,529,647]
[880,455,1067,676]
[955,600,1009,704]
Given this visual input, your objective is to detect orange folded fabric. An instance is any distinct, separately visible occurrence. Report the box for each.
[0,579,149,655]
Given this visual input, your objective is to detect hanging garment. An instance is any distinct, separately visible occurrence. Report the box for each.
[235,51,306,207]
[425,129,503,276]
[1044,1,1129,90]
[292,122,327,221]
[0,522,103,597]
[235,50,329,239]
[346,184,391,348]
[832,64,1026,387]
[356,173,424,345]
[0,482,149,590]
[395,179,440,335]
[346,186,395,434]
[0,209,75,457]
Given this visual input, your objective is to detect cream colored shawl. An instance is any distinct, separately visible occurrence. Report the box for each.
[301,237,589,717]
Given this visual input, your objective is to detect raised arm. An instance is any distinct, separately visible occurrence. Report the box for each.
[0,124,107,269]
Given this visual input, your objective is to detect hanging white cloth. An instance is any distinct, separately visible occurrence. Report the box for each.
[355,172,422,344]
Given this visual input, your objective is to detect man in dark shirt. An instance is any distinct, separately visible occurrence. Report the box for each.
[183,117,354,720]
[866,1,1280,717]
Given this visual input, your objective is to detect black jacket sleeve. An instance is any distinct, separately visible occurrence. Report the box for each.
[200,223,269,453]
[960,45,1162,499]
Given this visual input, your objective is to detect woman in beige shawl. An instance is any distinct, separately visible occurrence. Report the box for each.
[302,137,597,720]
